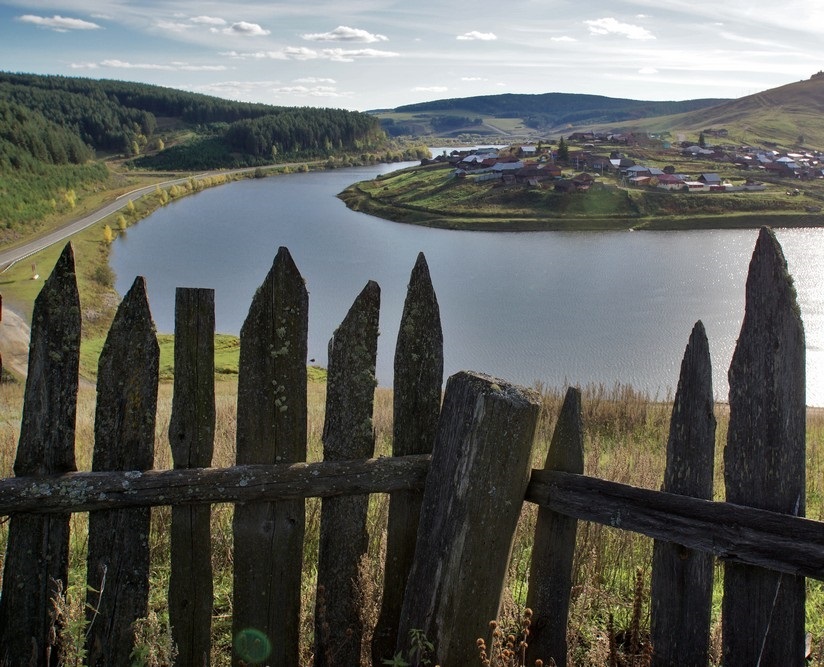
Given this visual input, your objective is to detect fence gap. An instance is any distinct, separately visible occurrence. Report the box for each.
[231,247,308,667]
[650,320,716,667]
[397,371,540,666]
[85,276,159,665]
[168,287,215,666]
[525,386,584,667]
[0,243,80,666]
[372,252,444,664]
[314,280,381,667]
[722,226,806,665]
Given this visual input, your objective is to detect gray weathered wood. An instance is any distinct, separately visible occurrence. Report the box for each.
[526,386,583,667]
[0,455,431,514]
[397,371,540,667]
[722,226,806,666]
[232,247,308,667]
[525,468,824,579]
[372,252,443,665]
[650,321,716,667]
[85,276,159,667]
[169,288,215,667]
[0,243,79,666]
[315,281,380,667]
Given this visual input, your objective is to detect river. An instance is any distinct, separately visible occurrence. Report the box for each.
[111,161,824,406]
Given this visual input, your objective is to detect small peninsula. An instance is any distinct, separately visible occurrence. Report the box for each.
[339,142,824,231]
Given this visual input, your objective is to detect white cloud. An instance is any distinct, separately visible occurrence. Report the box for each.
[461,76,486,81]
[69,62,99,69]
[295,77,337,84]
[17,14,101,32]
[282,47,321,60]
[639,67,658,75]
[551,36,577,43]
[272,85,350,98]
[321,48,400,61]
[457,31,497,41]
[218,21,270,37]
[302,26,388,43]
[99,59,228,71]
[585,18,654,40]
[190,16,226,26]
[155,20,193,33]
[413,86,448,92]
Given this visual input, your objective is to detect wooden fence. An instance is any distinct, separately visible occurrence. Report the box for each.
[0,226,821,666]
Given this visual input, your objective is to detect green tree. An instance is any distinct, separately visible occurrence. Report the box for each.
[698,132,706,148]
[557,136,569,162]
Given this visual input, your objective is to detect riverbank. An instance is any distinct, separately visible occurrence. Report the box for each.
[338,163,824,232]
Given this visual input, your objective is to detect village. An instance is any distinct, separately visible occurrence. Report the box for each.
[431,133,824,203]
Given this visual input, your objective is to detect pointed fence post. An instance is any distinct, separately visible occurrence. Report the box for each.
[525,386,584,667]
[232,247,308,667]
[169,287,215,667]
[0,244,80,666]
[722,227,806,666]
[397,371,541,667]
[372,253,443,665]
[314,281,380,667]
[650,321,716,667]
[85,277,159,666]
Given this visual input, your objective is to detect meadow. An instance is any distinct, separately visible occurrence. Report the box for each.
[2,375,824,666]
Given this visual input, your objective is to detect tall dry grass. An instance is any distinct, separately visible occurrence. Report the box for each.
[1,377,824,665]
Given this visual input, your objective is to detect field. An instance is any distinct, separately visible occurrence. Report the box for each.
[2,375,824,665]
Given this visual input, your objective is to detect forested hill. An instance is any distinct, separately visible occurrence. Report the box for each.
[392,92,728,130]
[0,72,387,234]
[0,72,385,167]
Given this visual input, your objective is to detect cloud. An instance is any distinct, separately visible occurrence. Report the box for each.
[190,16,226,26]
[639,67,659,75]
[551,36,577,43]
[457,31,497,41]
[461,76,486,81]
[216,21,270,37]
[413,86,448,92]
[17,14,101,32]
[302,26,388,43]
[272,85,351,98]
[155,20,193,33]
[294,77,337,84]
[69,62,100,69]
[321,48,400,62]
[585,18,654,40]
[99,59,228,71]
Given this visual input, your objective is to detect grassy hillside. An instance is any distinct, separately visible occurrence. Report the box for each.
[607,73,824,149]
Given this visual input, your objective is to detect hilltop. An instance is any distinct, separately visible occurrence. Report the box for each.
[374,73,824,149]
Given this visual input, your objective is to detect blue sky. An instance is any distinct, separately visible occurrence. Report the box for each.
[1,0,822,111]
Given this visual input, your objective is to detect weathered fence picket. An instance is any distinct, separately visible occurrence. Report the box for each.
[397,371,541,666]
[372,252,444,665]
[315,280,380,667]
[650,320,716,667]
[0,228,819,667]
[723,226,807,665]
[169,287,215,667]
[232,247,308,667]
[85,276,159,665]
[526,386,584,667]
[0,243,79,666]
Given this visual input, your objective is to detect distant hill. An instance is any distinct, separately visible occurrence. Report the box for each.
[376,74,824,149]
[607,72,824,148]
[376,92,728,138]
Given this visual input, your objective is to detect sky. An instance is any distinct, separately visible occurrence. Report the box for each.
[1,0,822,112]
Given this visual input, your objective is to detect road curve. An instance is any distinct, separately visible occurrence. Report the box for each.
[0,168,262,272]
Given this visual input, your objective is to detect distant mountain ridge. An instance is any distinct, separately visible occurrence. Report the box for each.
[378,73,824,147]
[393,92,728,128]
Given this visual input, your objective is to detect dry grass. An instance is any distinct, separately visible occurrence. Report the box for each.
[1,377,824,665]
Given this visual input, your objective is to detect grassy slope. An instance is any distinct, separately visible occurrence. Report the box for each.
[607,75,824,148]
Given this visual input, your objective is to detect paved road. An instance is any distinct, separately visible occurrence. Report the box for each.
[0,169,260,272]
